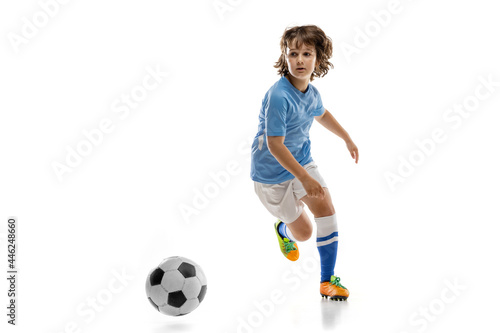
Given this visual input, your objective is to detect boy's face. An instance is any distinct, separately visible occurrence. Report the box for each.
[285,40,317,81]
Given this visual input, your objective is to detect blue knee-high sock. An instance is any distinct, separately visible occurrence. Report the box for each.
[315,214,339,283]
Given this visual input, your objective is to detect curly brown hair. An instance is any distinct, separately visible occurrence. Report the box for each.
[274,25,333,82]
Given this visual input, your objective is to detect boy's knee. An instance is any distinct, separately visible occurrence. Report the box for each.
[303,196,335,218]
[316,201,335,217]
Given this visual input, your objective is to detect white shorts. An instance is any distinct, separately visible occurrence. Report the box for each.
[253,161,328,224]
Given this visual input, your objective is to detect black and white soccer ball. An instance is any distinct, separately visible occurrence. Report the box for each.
[145,256,207,316]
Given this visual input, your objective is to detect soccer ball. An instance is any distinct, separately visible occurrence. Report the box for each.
[145,256,207,316]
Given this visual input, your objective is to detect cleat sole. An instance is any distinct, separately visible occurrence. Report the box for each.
[320,293,348,301]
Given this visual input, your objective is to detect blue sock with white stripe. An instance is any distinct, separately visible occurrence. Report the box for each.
[316,214,339,283]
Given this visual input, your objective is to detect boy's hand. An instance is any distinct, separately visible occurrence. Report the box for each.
[346,139,359,164]
[299,175,325,199]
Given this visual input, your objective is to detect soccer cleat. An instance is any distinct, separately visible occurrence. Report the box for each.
[320,275,349,301]
[274,220,299,261]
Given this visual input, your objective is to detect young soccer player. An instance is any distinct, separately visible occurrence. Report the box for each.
[250,25,359,300]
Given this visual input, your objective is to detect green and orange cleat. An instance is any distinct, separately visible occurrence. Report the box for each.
[274,220,299,261]
[320,275,349,301]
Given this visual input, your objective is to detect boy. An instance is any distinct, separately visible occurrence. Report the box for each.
[250,25,359,300]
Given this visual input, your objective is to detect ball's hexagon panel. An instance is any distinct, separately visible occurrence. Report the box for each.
[179,298,200,315]
[145,272,152,295]
[182,277,202,299]
[158,256,183,272]
[195,267,207,285]
[148,297,159,311]
[159,303,181,316]
[149,285,168,306]
[161,270,185,292]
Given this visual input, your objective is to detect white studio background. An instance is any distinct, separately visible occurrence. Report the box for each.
[1,0,499,332]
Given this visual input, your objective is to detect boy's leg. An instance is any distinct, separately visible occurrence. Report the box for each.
[254,180,312,261]
[274,210,312,261]
[301,188,349,300]
[300,187,335,217]
[283,210,313,242]
[301,188,336,282]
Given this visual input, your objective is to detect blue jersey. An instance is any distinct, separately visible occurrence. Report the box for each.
[250,75,325,184]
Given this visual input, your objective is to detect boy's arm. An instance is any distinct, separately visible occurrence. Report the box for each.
[315,108,359,163]
[267,136,325,199]
[315,108,351,141]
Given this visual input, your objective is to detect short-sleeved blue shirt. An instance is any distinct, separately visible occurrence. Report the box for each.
[250,75,325,184]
